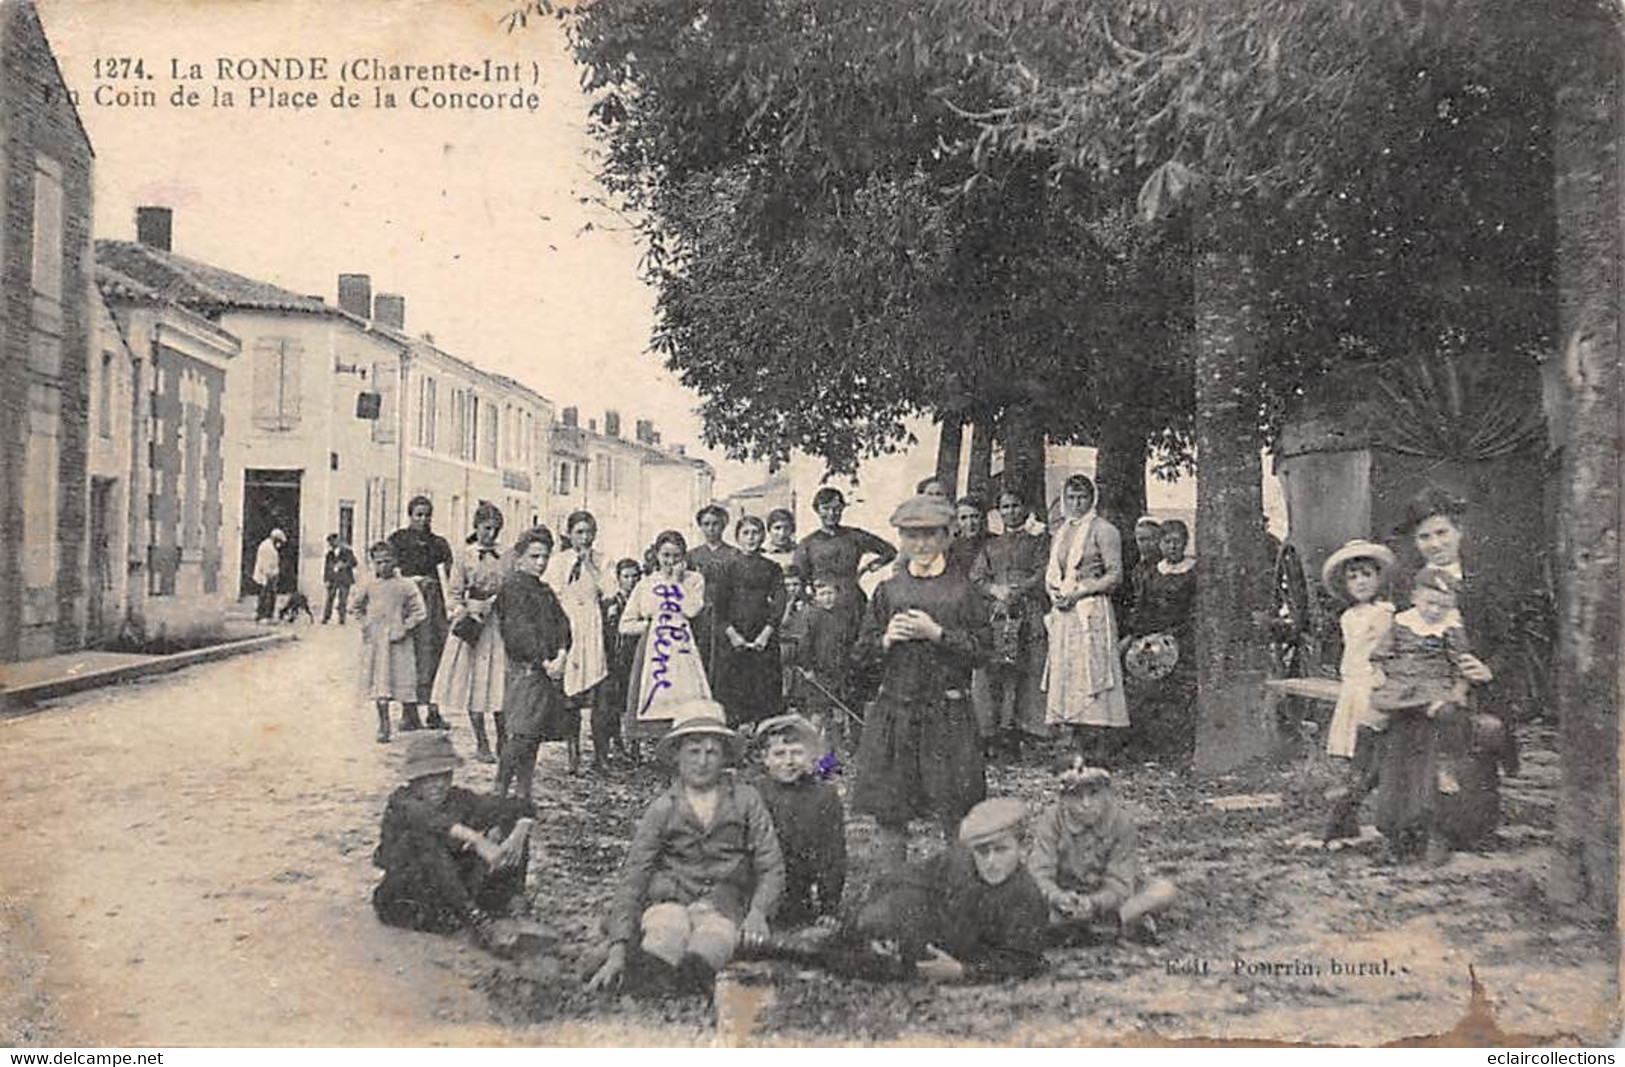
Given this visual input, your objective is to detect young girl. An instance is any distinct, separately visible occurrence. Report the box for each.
[494,527,573,804]
[1371,566,1476,863]
[592,558,644,770]
[1319,540,1397,843]
[545,510,610,775]
[715,515,787,728]
[621,530,710,745]
[352,541,429,744]
[432,503,509,763]
[764,508,799,574]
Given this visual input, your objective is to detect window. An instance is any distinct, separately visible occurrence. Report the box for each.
[371,361,396,444]
[338,502,355,548]
[22,384,60,590]
[251,338,303,430]
[32,156,63,306]
[594,453,613,493]
[98,353,113,438]
[417,376,437,449]
[557,461,571,496]
[450,388,466,458]
[482,398,498,467]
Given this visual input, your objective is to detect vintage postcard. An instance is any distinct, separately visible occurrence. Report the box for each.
[0,0,1619,1050]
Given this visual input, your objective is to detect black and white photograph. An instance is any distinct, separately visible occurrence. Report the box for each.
[0,0,1619,1050]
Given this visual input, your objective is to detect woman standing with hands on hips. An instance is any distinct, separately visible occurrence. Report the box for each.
[1043,474,1129,761]
[791,487,897,672]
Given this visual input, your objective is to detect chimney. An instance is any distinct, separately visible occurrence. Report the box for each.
[635,418,653,444]
[562,407,578,428]
[588,418,598,433]
[604,411,622,438]
[136,206,172,252]
[337,273,372,320]
[374,293,406,329]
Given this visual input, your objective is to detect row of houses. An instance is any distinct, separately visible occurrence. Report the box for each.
[0,0,713,662]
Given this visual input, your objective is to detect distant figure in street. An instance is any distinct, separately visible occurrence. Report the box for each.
[1043,474,1129,762]
[433,503,510,764]
[372,733,535,936]
[321,533,358,625]
[1027,758,1178,944]
[620,530,710,745]
[494,526,572,805]
[252,528,286,623]
[352,541,429,744]
[586,701,784,994]
[546,510,611,776]
[388,497,455,732]
[791,487,896,685]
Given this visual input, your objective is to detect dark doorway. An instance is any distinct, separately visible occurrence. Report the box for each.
[88,477,117,641]
[241,469,303,597]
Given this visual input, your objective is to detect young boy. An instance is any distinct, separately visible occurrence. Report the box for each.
[352,541,429,743]
[838,797,1049,982]
[372,733,535,936]
[587,700,785,994]
[796,576,856,748]
[752,713,846,929]
[1026,757,1178,943]
[593,557,644,771]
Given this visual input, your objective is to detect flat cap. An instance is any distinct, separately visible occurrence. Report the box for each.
[889,495,956,530]
[958,797,1027,845]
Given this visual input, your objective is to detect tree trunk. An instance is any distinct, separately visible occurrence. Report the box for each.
[1190,218,1275,775]
[1000,403,1048,522]
[1547,11,1621,919]
[966,419,995,504]
[933,414,964,498]
[1095,422,1148,535]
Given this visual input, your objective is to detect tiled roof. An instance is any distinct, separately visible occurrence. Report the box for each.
[96,240,347,318]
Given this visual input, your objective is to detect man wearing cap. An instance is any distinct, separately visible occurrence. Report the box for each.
[852,494,992,873]
[588,700,784,993]
[1027,756,1178,942]
[371,733,535,936]
[253,528,287,623]
[840,796,1048,982]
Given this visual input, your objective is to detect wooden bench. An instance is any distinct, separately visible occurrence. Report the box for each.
[1263,677,1342,704]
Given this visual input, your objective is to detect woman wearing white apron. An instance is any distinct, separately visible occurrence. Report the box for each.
[1043,474,1130,760]
[544,510,609,775]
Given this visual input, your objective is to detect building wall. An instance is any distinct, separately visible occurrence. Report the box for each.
[0,0,95,660]
[86,294,134,645]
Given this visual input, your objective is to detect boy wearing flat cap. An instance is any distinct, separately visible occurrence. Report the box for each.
[371,733,535,936]
[588,700,785,993]
[753,713,847,929]
[839,797,1049,982]
[852,494,992,873]
[1027,755,1178,942]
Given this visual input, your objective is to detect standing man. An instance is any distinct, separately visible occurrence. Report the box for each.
[322,533,359,625]
[253,528,287,624]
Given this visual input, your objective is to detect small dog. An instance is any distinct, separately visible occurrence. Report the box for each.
[278,591,316,624]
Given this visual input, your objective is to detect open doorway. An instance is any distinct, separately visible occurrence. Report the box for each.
[88,476,117,641]
[240,469,302,597]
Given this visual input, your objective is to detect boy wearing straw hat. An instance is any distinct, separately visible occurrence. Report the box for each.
[371,733,534,936]
[1027,756,1178,943]
[588,700,785,993]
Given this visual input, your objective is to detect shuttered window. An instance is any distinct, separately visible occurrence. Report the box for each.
[251,338,303,430]
[372,361,396,444]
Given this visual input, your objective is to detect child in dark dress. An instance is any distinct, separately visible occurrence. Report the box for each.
[752,714,846,930]
[592,558,643,770]
[372,734,535,936]
[494,527,573,804]
[795,577,857,750]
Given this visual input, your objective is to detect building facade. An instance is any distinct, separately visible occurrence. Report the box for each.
[0,0,96,660]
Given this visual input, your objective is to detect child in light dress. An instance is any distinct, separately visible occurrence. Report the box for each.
[1320,540,1396,843]
[353,541,429,744]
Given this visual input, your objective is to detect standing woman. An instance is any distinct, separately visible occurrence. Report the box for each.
[791,487,897,665]
[545,510,609,775]
[389,497,455,732]
[432,502,509,763]
[1043,474,1130,758]
[621,530,710,747]
[689,504,742,686]
[1395,487,1517,854]
[715,515,787,727]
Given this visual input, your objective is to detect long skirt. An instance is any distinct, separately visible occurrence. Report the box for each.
[623,623,713,740]
[359,635,417,702]
[971,616,1048,739]
[716,642,783,727]
[411,579,449,704]
[852,689,986,826]
[1375,707,1435,847]
[431,613,506,715]
[1430,705,1502,850]
[1043,597,1129,728]
[503,664,573,742]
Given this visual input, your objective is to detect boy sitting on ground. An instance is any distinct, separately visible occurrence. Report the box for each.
[372,733,535,938]
[1026,756,1178,943]
[587,700,785,994]
[752,713,846,930]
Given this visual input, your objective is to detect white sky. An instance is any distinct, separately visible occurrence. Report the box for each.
[38,0,763,495]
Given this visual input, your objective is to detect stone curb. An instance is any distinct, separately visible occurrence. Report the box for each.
[0,632,299,715]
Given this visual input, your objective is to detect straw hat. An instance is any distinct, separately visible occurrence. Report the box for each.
[1320,539,1396,589]
[653,699,741,763]
[888,495,955,530]
[403,733,463,781]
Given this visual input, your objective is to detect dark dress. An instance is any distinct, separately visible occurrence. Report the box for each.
[854,847,1049,981]
[371,785,531,933]
[946,532,991,580]
[388,526,455,704]
[756,774,847,928]
[1125,562,1198,757]
[594,591,636,749]
[970,530,1052,738]
[689,542,743,685]
[494,572,573,742]
[791,525,897,649]
[793,604,855,724]
[1437,565,1519,846]
[714,551,788,726]
[1371,611,1470,854]
[851,567,990,825]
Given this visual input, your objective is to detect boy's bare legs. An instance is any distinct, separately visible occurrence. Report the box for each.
[469,712,495,763]
[375,700,392,743]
